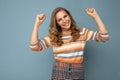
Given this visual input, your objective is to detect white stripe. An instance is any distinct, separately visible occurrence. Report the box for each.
[92,31,97,40]
[62,35,72,39]
[100,34,109,37]
[55,51,84,58]
[80,28,85,35]
[54,43,85,51]
[30,45,37,48]
[41,40,47,49]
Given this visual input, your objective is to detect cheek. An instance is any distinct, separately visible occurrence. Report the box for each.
[68,17,71,22]
[57,21,62,26]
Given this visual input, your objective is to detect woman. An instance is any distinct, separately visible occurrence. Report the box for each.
[30,7,109,80]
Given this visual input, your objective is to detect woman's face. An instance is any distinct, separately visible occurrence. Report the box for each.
[55,10,71,30]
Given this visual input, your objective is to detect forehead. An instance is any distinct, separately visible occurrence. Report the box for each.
[55,10,68,19]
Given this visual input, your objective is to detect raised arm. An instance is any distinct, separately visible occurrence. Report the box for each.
[86,8,108,33]
[85,8,110,42]
[30,14,47,51]
[30,14,46,44]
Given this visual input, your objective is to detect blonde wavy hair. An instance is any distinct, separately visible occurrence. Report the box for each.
[49,7,80,46]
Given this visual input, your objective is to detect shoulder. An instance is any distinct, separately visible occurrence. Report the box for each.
[79,27,89,35]
[44,34,51,41]
[43,34,52,46]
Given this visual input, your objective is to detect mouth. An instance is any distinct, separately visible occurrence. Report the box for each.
[62,21,71,28]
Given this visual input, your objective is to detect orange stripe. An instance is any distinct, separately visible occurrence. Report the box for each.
[55,56,83,63]
[87,30,94,41]
[79,29,89,40]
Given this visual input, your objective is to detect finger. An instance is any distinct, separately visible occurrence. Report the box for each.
[85,8,89,12]
[90,8,94,12]
[39,14,45,20]
[42,16,46,20]
[88,8,92,13]
[42,14,46,20]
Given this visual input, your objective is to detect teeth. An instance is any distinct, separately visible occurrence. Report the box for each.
[64,22,69,26]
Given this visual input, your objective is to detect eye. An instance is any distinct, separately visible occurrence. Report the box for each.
[64,15,67,18]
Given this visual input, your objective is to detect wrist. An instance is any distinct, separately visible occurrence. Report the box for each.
[34,22,41,28]
[35,21,42,26]
[92,14,100,20]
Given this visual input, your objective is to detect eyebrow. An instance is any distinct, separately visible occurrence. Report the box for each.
[57,18,62,22]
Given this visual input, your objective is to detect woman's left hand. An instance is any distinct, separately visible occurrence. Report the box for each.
[86,8,99,18]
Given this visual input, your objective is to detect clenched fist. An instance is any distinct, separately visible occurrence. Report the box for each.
[36,14,46,24]
[86,8,99,18]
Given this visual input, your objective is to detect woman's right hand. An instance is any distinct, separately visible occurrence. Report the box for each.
[36,14,46,25]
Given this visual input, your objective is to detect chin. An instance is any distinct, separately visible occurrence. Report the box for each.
[61,25,71,30]
[66,25,71,29]
[64,27,71,30]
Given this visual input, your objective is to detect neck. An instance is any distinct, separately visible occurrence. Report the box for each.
[62,29,71,34]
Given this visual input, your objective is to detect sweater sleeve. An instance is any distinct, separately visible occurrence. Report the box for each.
[30,35,51,51]
[84,28,110,42]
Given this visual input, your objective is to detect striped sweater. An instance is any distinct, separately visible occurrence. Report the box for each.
[30,28,110,63]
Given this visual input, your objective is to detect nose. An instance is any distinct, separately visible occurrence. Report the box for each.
[62,18,66,23]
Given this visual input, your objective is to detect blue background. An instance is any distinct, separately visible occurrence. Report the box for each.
[0,0,119,80]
